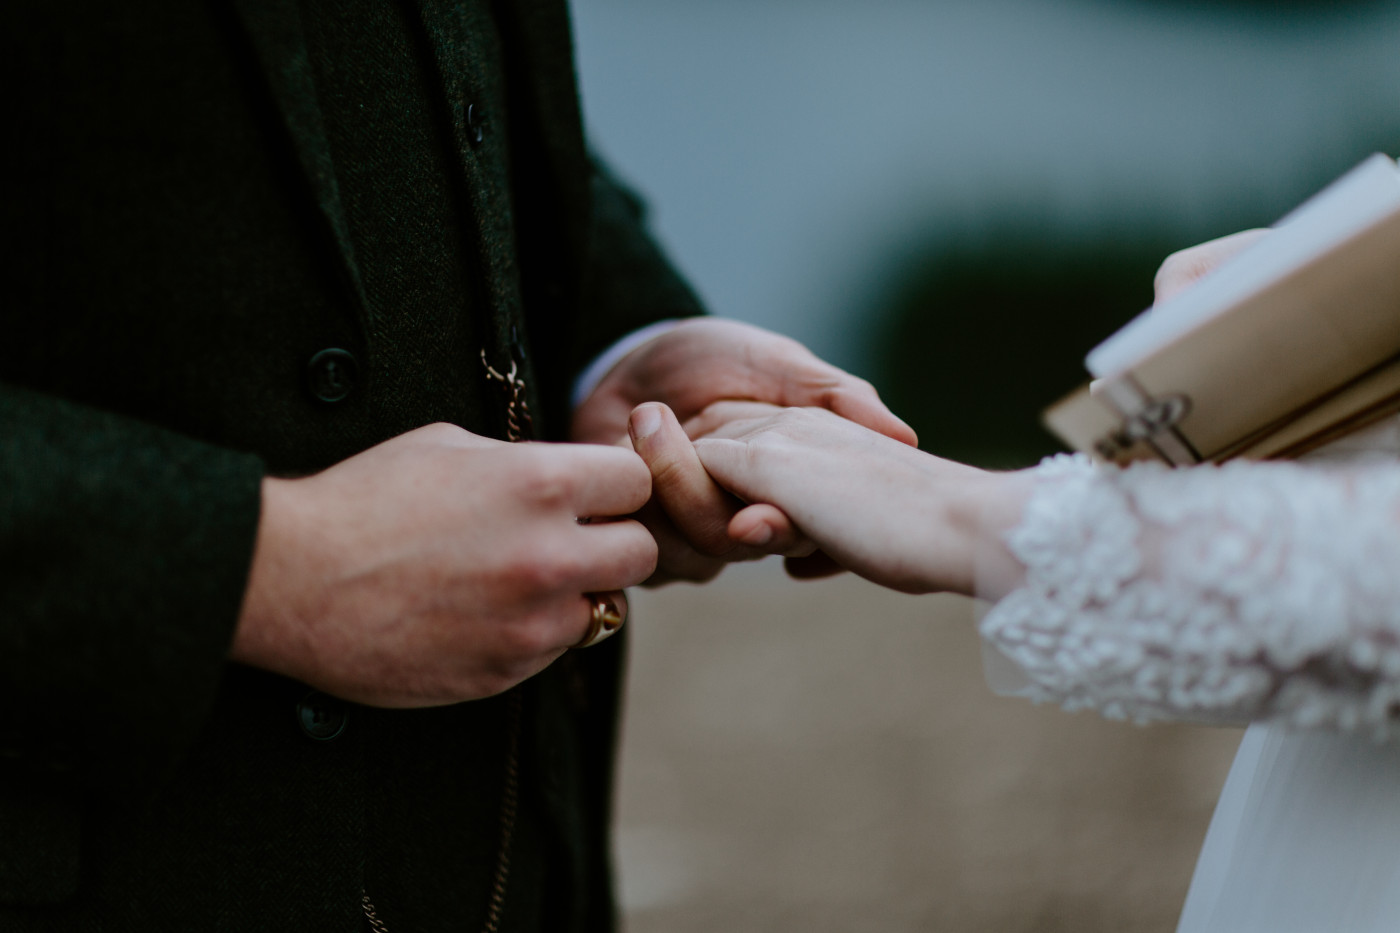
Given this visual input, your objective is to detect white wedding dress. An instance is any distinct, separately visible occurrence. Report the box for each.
[979,417,1400,932]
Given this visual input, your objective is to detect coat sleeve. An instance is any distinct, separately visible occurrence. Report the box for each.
[568,158,708,377]
[0,382,265,792]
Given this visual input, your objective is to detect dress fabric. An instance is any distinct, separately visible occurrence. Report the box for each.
[979,416,1400,932]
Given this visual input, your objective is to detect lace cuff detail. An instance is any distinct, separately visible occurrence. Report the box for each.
[979,454,1400,738]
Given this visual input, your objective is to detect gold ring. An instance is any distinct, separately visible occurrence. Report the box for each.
[574,591,627,649]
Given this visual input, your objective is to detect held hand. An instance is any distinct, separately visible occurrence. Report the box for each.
[626,402,818,584]
[688,404,1027,595]
[1153,228,1269,304]
[573,318,916,583]
[231,423,658,707]
[572,317,917,446]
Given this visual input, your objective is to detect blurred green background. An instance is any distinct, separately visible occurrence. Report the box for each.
[868,131,1400,467]
[871,226,1179,467]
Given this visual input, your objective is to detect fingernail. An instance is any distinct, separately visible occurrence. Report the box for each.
[741,524,773,547]
[630,405,662,441]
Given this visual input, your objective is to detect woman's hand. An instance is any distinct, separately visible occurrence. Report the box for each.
[574,317,916,584]
[672,402,1028,595]
[1153,228,1269,304]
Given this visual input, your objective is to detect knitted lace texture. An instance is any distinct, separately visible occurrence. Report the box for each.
[979,454,1400,738]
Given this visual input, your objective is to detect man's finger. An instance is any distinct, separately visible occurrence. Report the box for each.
[788,369,917,447]
[401,421,512,450]
[571,519,660,591]
[539,442,653,518]
[644,507,728,584]
[629,402,741,557]
[821,385,918,448]
[754,348,917,447]
[681,401,783,440]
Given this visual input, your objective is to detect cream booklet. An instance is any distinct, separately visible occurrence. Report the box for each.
[1045,154,1400,465]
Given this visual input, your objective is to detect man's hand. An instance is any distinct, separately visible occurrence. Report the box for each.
[627,401,820,582]
[571,318,916,584]
[230,423,658,707]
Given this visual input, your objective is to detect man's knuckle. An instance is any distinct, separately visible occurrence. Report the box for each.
[499,543,564,592]
[514,554,574,593]
[518,458,573,508]
[419,421,463,443]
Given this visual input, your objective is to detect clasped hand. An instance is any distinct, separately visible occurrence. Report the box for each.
[572,317,917,582]
[643,401,1020,597]
[228,232,1260,708]
[628,229,1275,600]
[231,318,916,708]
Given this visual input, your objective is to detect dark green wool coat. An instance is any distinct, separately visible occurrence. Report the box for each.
[0,0,703,930]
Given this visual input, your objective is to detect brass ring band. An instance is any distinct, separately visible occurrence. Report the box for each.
[574,592,626,649]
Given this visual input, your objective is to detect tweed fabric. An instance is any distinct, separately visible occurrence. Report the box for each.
[0,0,703,929]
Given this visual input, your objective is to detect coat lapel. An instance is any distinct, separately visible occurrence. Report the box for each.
[482,0,596,435]
[488,0,591,273]
[226,0,372,327]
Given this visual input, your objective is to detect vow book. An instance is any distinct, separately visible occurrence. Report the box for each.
[1044,153,1400,465]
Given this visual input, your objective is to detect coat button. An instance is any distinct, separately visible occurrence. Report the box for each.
[296,691,348,741]
[466,103,485,146]
[306,348,358,403]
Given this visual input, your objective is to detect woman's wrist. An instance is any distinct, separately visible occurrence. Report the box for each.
[936,467,1032,598]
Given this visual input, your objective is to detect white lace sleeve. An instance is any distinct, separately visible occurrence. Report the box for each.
[979,453,1400,738]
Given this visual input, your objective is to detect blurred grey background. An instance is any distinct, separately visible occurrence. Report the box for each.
[568,1,1400,930]
[575,0,1400,466]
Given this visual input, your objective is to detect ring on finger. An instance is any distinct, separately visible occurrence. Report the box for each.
[574,591,627,649]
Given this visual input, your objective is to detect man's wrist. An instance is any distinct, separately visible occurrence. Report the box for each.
[230,476,306,676]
